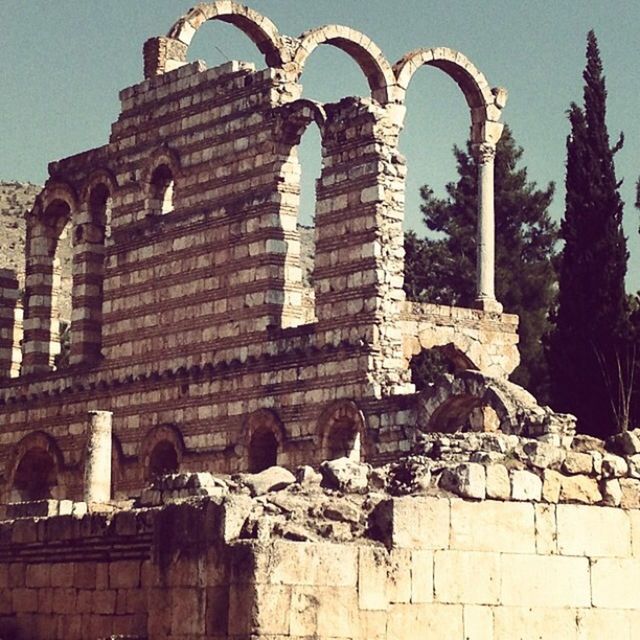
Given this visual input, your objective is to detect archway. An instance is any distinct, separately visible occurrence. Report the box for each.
[146,2,285,77]
[13,447,57,501]
[293,25,395,105]
[248,427,279,473]
[149,165,175,215]
[318,400,365,462]
[394,47,507,311]
[149,441,179,477]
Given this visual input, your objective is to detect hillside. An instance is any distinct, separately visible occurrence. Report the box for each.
[0,181,41,289]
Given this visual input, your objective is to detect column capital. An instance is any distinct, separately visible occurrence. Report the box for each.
[473,142,497,164]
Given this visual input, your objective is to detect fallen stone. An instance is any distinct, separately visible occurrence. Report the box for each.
[510,470,542,501]
[277,522,317,542]
[559,474,602,504]
[323,501,361,524]
[320,457,370,494]
[607,429,640,456]
[439,463,486,500]
[485,464,510,500]
[571,434,606,454]
[562,451,593,475]
[243,466,296,497]
[296,465,322,486]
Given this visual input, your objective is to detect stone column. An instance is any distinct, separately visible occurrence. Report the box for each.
[84,410,113,504]
[475,142,502,313]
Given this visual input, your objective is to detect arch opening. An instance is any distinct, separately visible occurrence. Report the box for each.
[13,447,57,501]
[39,199,74,371]
[326,418,361,461]
[248,427,279,473]
[410,345,477,392]
[294,27,395,104]
[149,165,175,215]
[428,394,500,434]
[149,440,179,478]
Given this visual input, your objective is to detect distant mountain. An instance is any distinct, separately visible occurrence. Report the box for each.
[0,182,41,290]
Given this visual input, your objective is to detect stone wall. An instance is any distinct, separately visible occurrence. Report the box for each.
[1,495,638,639]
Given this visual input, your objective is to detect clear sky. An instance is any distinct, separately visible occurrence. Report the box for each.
[1,1,638,291]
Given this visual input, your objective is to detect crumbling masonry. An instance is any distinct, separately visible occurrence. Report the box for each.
[3,4,639,640]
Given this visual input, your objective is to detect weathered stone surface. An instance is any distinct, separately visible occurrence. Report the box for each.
[608,429,640,456]
[510,470,542,501]
[320,458,370,494]
[563,451,593,475]
[558,474,602,504]
[439,463,486,500]
[485,464,510,500]
[542,469,562,503]
[243,467,296,497]
[296,465,322,486]
[601,478,623,507]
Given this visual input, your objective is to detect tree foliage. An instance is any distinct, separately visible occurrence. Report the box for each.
[546,31,633,436]
[405,126,557,400]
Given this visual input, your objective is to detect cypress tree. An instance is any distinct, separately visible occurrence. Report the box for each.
[546,31,629,436]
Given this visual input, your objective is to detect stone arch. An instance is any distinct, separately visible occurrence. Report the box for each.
[150,2,286,76]
[22,183,78,373]
[271,99,326,327]
[139,424,185,479]
[143,148,181,216]
[317,400,366,462]
[394,48,507,310]
[418,369,553,436]
[393,47,505,133]
[241,409,285,472]
[293,25,396,105]
[8,431,64,502]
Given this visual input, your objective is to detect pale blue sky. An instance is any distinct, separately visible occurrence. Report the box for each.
[1,1,638,291]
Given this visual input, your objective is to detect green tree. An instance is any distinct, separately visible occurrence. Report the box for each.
[405,126,557,400]
[546,31,630,437]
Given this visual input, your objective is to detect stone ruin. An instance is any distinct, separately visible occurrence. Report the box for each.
[1,3,639,639]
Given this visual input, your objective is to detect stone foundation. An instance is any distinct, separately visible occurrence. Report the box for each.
[0,493,638,639]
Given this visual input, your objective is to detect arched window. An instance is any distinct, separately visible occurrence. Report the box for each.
[248,427,279,473]
[149,440,179,477]
[13,447,57,501]
[327,419,361,461]
[150,165,175,215]
[318,400,365,462]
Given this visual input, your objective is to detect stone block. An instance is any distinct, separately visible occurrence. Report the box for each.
[556,504,631,557]
[620,478,640,509]
[375,497,450,550]
[542,469,562,503]
[493,606,578,639]
[170,586,206,635]
[510,469,542,501]
[388,548,411,604]
[434,550,500,605]
[534,503,557,555]
[500,554,590,607]
[387,603,464,640]
[25,563,50,588]
[630,509,640,557]
[358,546,388,610]
[563,451,594,475]
[440,463,486,500]
[450,500,535,554]
[50,563,74,588]
[109,560,141,589]
[559,474,602,504]
[591,558,640,609]
[485,464,510,500]
[410,549,434,604]
[463,604,494,640]
[577,608,633,640]
[314,586,359,638]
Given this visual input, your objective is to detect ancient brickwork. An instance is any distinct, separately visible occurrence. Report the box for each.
[1,495,639,639]
[0,2,522,502]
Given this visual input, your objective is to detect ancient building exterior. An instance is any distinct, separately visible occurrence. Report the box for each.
[3,4,639,640]
[0,2,518,503]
